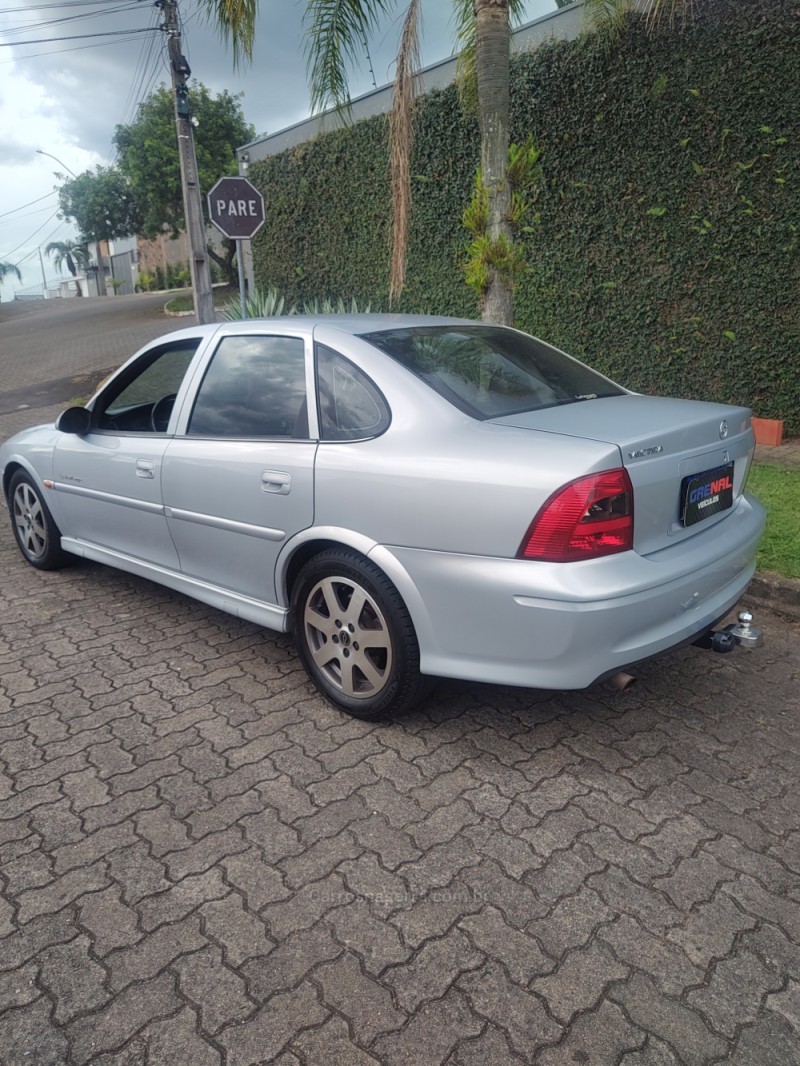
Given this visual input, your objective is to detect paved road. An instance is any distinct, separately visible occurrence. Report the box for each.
[0,315,799,1064]
[0,294,186,407]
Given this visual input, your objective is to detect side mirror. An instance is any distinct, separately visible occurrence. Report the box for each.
[56,406,91,435]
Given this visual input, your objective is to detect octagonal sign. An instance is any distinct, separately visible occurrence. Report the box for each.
[208,177,265,239]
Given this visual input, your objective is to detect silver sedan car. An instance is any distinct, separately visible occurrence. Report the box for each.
[1,315,765,718]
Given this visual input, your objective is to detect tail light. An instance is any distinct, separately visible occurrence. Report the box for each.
[518,468,634,562]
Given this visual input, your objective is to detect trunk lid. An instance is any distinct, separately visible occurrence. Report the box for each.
[490,395,755,556]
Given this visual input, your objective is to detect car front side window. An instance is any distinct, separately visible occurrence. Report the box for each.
[94,341,200,433]
[187,334,307,438]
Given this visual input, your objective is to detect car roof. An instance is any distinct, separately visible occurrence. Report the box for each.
[186,313,483,340]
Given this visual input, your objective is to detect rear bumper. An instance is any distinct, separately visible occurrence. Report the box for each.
[372,494,765,690]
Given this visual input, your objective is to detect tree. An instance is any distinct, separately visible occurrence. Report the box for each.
[113,84,255,284]
[199,0,525,324]
[304,0,528,322]
[45,240,89,296]
[57,167,141,295]
[0,261,22,298]
[471,0,516,324]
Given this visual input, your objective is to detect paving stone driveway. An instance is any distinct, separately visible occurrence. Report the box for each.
[1,410,799,1065]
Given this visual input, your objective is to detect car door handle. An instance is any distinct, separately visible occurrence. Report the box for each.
[262,470,291,495]
[136,459,155,479]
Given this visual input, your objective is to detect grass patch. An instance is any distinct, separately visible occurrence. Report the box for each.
[747,464,800,579]
[165,286,236,314]
[164,291,193,313]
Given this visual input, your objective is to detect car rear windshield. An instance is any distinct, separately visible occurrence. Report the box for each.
[360,325,624,419]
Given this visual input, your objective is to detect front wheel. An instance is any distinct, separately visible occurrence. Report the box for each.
[291,550,424,720]
[8,470,72,571]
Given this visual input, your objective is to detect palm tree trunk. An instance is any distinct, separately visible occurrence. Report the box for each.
[66,252,83,296]
[475,0,513,325]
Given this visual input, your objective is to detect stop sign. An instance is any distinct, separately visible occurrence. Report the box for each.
[208,177,265,239]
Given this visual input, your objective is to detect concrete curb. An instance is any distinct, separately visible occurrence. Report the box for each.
[746,572,800,624]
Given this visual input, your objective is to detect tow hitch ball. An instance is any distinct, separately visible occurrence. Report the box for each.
[694,610,764,654]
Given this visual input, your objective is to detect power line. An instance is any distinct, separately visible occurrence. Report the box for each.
[1,208,62,262]
[0,30,153,63]
[13,218,72,270]
[0,3,146,36]
[107,35,167,166]
[0,27,156,47]
[113,4,164,140]
[0,189,57,221]
[0,203,62,223]
[0,0,133,12]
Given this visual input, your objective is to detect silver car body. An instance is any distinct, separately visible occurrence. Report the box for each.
[1,315,765,690]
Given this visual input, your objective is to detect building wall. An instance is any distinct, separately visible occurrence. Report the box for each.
[137,232,191,278]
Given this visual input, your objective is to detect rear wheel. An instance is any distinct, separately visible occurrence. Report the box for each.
[8,470,71,570]
[292,549,424,719]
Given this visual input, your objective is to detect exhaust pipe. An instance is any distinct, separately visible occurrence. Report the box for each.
[609,671,636,691]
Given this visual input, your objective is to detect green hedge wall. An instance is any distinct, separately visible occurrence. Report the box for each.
[249,0,799,432]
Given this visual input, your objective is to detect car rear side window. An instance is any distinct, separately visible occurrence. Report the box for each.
[360,325,624,418]
[316,344,390,441]
[188,335,307,438]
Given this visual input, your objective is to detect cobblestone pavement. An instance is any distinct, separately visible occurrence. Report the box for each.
[1,407,800,1066]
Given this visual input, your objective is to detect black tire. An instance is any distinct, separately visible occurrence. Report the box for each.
[8,470,72,571]
[291,549,424,720]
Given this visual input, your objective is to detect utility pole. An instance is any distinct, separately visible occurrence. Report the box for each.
[94,232,108,296]
[38,247,50,297]
[159,0,215,324]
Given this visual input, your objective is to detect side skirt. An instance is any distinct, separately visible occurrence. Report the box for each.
[60,537,290,633]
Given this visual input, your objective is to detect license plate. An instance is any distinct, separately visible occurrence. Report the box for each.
[681,463,735,527]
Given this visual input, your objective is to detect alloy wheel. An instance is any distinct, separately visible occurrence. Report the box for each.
[13,482,48,561]
[303,575,394,700]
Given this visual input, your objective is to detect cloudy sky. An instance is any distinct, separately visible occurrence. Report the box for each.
[1,0,560,296]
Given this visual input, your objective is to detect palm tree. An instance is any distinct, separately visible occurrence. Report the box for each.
[304,0,531,322]
[198,0,525,325]
[0,261,22,294]
[45,240,89,296]
[471,0,516,324]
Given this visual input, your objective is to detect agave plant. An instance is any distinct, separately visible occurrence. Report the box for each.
[299,295,373,315]
[221,287,289,321]
[222,288,376,321]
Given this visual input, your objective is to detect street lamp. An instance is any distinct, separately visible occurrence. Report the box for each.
[36,151,78,297]
[36,149,78,178]
[36,151,98,295]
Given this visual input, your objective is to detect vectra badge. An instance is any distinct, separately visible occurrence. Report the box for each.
[628,445,664,459]
[719,420,729,439]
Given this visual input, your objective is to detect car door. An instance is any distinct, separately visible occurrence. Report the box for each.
[161,330,317,606]
[52,337,203,569]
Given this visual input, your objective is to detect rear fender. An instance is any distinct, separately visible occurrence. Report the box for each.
[276,527,436,660]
